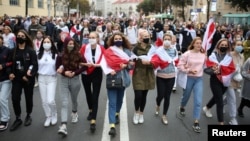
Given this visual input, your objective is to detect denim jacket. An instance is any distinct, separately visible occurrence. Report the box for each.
[157,48,176,74]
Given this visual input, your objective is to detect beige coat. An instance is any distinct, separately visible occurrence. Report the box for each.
[230,51,244,89]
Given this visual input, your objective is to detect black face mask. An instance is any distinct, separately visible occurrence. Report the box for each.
[219,47,228,53]
[220,30,225,34]
[16,37,26,44]
[143,38,150,44]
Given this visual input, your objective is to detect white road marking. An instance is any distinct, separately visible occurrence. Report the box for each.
[120,90,129,141]
[101,90,130,141]
[101,99,110,141]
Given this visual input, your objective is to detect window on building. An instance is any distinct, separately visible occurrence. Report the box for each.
[225,0,230,3]
[28,0,33,8]
[9,0,19,5]
[38,0,43,8]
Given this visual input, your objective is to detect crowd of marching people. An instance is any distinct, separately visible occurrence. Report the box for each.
[0,13,250,137]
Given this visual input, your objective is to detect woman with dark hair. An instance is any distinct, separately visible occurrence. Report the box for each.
[203,38,235,125]
[13,16,25,36]
[100,32,135,136]
[33,29,45,53]
[80,31,105,133]
[37,36,58,127]
[56,36,87,136]
[33,29,45,87]
[9,29,38,131]
[0,35,13,131]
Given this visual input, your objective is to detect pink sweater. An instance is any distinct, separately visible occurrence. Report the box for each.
[177,50,206,77]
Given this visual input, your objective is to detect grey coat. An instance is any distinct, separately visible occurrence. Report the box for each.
[241,58,250,100]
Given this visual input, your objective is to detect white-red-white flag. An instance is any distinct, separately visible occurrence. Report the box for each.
[202,18,216,52]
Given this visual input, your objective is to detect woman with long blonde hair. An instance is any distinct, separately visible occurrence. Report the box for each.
[178,37,206,133]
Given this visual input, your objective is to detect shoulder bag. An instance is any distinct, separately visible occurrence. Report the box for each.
[106,74,123,89]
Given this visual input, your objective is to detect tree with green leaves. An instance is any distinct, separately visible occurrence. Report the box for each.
[228,0,250,12]
[171,0,193,21]
[137,0,192,21]
[69,0,91,16]
[136,0,172,15]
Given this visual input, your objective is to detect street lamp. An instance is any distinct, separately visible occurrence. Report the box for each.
[25,0,28,16]
[67,1,70,17]
[207,0,211,23]
[161,0,163,22]
[161,0,162,13]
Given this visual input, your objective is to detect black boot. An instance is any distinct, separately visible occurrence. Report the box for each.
[237,108,244,117]
[10,119,22,131]
[90,123,96,133]
[24,115,32,126]
[108,127,116,136]
[245,99,250,108]
[87,112,92,121]
[238,98,246,117]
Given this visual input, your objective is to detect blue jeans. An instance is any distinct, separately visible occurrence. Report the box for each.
[107,87,125,124]
[0,80,12,122]
[180,76,203,120]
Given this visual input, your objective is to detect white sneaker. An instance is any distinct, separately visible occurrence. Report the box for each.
[236,89,241,94]
[58,124,67,136]
[34,82,38,87]
[138,114,144,124]
[51,113,57,125]
[71,113,78,123]
[133,113,139,124]
[162,115,168,125]
[229,118,238,125]
[203,106,213,118]
[155,106,160,115]
[44,117,51,127]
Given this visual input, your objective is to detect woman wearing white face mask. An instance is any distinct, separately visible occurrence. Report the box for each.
[80,32,105,133]
[224,40,244,125]
[37,37,59,127]
[150,34,179,125]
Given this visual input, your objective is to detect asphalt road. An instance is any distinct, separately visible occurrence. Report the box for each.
[1,74,250,141]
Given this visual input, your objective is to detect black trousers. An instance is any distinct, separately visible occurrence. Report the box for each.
[81,68,103,120]
[206,75,227,122]
[134,90,148,112]
[156,77,175,115]
[11,77,35,118]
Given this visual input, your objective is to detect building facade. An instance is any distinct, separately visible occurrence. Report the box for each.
[111,0,143,18]
[0,0,66,17]
[172,0,248,23]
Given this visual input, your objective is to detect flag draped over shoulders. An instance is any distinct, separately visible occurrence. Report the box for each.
[151,47,178,69]
[207,52,235,86]
[80,44,104,74]
[100,46,130,74]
